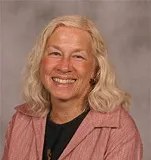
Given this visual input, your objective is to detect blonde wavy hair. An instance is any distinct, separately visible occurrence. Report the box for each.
[22,15,130,116]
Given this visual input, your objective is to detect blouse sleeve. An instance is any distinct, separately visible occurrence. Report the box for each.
[2,112,17,160]
[104,109,143,160]
[104,130,143,160]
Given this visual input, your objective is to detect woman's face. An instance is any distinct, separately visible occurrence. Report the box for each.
[40,26,95,102]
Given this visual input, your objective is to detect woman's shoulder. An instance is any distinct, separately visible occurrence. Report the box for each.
[8,103,46,131]
[91,106,139,133]
[102,107,143,156]
[119,107,139,133]
[14,103,45,117]
[9,103,34,124]
[15,103,31,113]
[106,106,141,144]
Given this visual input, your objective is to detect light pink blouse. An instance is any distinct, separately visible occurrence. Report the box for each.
[2,104,143,160]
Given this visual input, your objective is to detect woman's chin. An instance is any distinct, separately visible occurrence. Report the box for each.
[51,93,74,102]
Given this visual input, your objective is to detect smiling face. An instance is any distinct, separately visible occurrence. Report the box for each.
[40,26,95,103]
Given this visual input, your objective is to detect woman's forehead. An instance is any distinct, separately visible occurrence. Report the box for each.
[46,26,93,51]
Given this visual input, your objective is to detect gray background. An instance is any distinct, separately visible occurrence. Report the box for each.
[0,0,150,159]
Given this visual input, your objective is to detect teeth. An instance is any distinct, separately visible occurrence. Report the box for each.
[53,78,76,84]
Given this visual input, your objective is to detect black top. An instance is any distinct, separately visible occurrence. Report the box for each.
[42,108,90,160]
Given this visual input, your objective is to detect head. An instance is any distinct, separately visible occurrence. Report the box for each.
[23,15,130,116]
[40,26,96,107]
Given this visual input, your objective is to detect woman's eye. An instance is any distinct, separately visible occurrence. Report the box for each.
[73,55,85,60]
[48,52,61,56]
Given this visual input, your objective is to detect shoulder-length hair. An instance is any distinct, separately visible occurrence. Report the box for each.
[22,15,130,116]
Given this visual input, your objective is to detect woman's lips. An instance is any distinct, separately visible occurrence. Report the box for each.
[52,77,76,84]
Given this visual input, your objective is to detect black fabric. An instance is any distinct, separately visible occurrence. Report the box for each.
[42,108,90,160]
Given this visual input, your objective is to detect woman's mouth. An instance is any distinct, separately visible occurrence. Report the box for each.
[52,77,76,84]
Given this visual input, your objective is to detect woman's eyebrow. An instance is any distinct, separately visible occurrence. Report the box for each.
[47,45,61,50]
[72,48,86,53]
[48,45,87,52]
[47,44,89,57]
[72,49,88,57]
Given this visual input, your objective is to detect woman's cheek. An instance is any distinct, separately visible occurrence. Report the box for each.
[40,57,52,73]
[41,57,51,66]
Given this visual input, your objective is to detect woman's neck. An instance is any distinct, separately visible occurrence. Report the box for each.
[50,98,87,124]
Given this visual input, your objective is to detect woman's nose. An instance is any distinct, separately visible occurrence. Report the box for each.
[57,58,72,73]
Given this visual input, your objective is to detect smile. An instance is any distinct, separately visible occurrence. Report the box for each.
[52,78,76,84]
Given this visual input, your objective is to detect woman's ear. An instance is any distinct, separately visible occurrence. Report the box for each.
[90,70,96,86]
[90,63,99,86]
[90,78,96,86]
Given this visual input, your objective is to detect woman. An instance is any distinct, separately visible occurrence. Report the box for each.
[3,15,143,160]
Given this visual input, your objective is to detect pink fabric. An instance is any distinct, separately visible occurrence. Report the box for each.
[2,104,143,160]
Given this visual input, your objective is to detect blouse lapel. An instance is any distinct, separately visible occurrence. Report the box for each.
[32,116,47,160]
[59,110,95,160]
[59,108,121,160]
[15,103,48,160]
